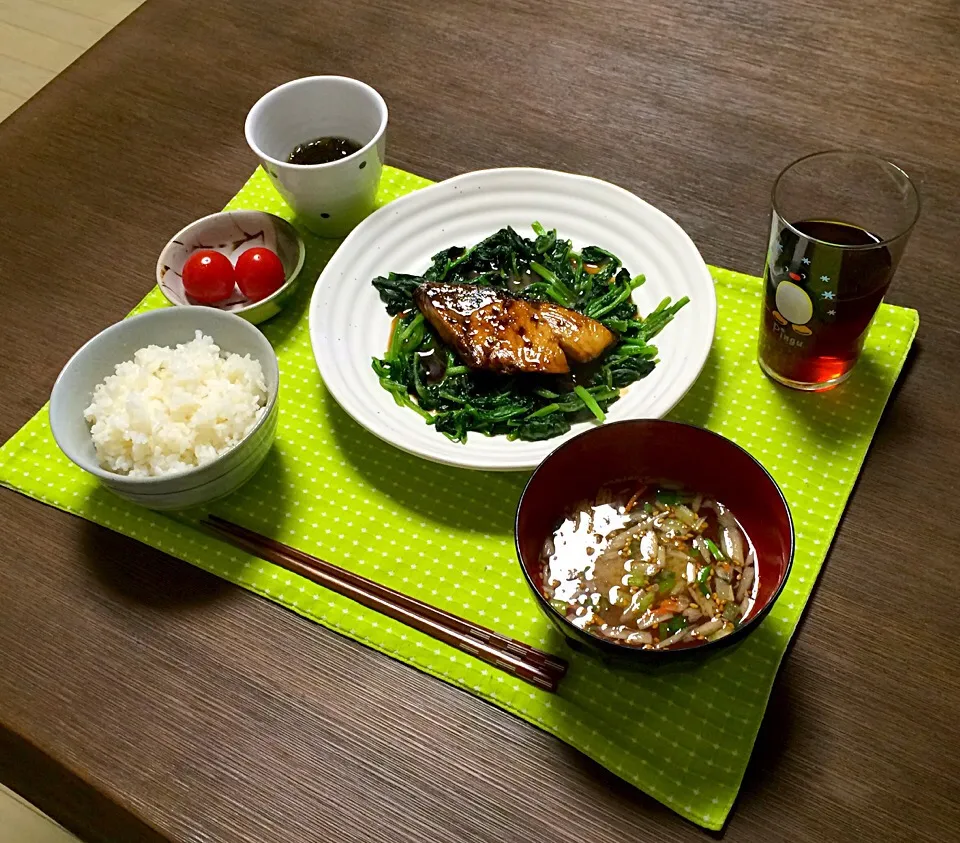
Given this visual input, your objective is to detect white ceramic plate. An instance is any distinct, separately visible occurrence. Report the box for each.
[309,168,716,471]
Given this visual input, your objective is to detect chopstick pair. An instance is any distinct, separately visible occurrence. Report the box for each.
[202,516,568,692]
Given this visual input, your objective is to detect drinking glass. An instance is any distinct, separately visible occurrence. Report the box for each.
[757,151,919,391]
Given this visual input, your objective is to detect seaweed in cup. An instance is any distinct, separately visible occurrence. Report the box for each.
[370,223,689,442]
[287,136,362,165]
[540,484,757,649]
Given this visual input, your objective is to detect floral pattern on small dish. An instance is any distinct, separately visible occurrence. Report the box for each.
[157,211,305,324]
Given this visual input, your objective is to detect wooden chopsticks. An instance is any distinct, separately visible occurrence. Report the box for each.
[202,516,568,692]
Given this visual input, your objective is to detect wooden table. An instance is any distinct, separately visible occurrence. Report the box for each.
[1,1,958,840]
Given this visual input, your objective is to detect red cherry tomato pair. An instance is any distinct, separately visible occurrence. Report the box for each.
[182,248,285,304]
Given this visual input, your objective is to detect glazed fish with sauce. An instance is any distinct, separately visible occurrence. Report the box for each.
[541,485,757,650]
[414,282,615,375]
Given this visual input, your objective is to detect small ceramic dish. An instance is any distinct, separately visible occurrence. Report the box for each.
[49,307,280,510]
[157,210,305,325]
[515,419,794,663]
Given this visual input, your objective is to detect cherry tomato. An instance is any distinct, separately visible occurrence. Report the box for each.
[235,248,285,302]
[181,250,236,304]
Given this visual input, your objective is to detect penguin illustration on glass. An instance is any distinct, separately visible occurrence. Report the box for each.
[772,268,814,336]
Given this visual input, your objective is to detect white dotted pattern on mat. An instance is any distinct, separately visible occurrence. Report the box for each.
[0,166,919,831]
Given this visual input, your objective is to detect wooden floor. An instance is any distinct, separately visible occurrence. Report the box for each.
[0,784,82,843]
[0,0,145,121]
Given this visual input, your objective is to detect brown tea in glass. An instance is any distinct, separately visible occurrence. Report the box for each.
[758,152,919,391]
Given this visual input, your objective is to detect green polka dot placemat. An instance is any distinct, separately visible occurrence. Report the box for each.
[0,166,918,830]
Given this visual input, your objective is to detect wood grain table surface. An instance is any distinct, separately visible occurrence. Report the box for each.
[1,0,958,840]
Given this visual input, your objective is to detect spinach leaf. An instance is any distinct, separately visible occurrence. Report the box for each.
[371,273,424,316]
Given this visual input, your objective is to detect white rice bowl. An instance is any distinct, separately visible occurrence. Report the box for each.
[84,331,268,477]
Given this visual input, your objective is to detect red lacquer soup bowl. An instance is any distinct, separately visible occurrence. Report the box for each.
[515,420,794,663]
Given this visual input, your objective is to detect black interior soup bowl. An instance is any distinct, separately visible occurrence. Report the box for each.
[515,420,794,664]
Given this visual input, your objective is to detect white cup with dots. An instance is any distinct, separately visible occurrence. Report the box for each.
[245,76,387,238]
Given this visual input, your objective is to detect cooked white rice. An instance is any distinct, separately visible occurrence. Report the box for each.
[84,331,268,477]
